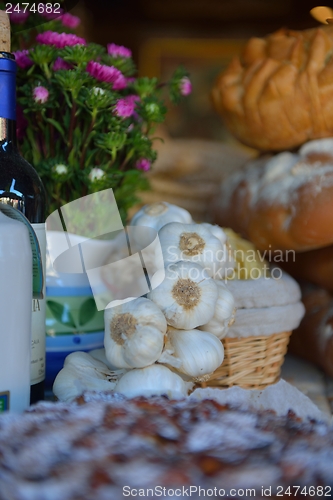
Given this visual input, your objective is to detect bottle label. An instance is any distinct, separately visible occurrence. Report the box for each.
[31,223,46,385]
[0,204,44,299]
[0,391,10,412]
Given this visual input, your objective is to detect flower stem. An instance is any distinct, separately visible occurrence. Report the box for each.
[68,101,77,154]
[80,117,95,169]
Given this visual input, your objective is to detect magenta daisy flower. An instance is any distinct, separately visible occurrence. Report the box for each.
[107,43,132,58]
[61,13,81,29]
[136,158,151,172]
[33,86,49,104]
[53,57,72,71]
[179,77,192,96]
[14,50,33,69]
[9,7,29,24]
[86,61,127,90]
[114,95,139,118]
[36,31,86,49]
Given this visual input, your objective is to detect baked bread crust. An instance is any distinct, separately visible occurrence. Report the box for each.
[289,285,333,377]
[212,138,333,252]
[212,26,333,151]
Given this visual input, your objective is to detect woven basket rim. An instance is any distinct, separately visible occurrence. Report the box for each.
[201,330,291,390]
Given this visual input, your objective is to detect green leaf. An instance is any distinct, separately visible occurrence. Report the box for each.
[78,298,97,326]
[47,300,77,329]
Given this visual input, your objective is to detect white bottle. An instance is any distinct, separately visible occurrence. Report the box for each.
[0,211,32,413]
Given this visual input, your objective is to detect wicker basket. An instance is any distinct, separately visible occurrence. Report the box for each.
[200,331,292,390]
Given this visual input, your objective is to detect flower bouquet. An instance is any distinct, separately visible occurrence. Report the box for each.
[4,2,191,222]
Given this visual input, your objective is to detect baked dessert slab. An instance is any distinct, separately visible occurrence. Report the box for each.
[0,393,332,499]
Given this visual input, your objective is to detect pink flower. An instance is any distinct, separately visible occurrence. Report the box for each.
[136,158,151,172]
[86,61,127,90]
[33,86,49,104]
[53,57,72,71]
[13,50,33,69]
[36,31,86,49]
[115,95,139,118]
[179,77,192,96]
[9,6,29,24]
[61,13,80,29]
[107,43,132,58]
[38,4,64,19]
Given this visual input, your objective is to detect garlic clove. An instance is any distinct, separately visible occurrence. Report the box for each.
[199,280,235,339]
[104,297,167,369]
[115,363,192,399]
[158,222,227,278]
[148,260,218,330]
[53,352,124,402]
[161,326,224,379]
[89,348,120,370]
[200,223,227,245]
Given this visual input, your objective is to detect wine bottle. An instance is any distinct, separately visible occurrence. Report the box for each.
[0,12,46,404]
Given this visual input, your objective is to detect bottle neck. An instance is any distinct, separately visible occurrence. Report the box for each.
[0,53,17,151]
[0,118,17,150]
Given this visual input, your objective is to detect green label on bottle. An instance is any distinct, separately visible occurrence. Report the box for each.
[0,392,10,412]
[0,204,44,299]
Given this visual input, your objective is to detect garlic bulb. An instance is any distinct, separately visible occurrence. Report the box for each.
[130,202,192,232]
[201,223,236,278]
[53,351,124,402]
[89,348,119,370]
[199,280,235,339]
[115,363,192,399]
[147,260,218,330]
[104,297,167,369]
[158,222,227,278]
[200,223,227,245]
[159,327,224,379]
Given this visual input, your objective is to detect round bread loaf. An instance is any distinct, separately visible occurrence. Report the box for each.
[288,285,333,378]
[281,244,333,292]
[213,138,333,252]
[212,25,333,152]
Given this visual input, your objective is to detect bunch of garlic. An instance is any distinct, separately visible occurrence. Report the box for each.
[53,202,237,402]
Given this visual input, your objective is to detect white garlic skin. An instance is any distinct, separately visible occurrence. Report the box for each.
[130,201,192,232]
[163,327,224,378]
[89,348,119,370]
[115,363,192,399]
[199,280,235,339]
[147,260,218,330]
[53,352,124,403]
[158,222,227,278]
[104,297,167,369]
[200,223,227,245]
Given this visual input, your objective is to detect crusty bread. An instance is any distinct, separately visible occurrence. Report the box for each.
[212,26,333,152]
[212,138,333,252]
[281,245,333,293]
[289,285,333,378]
